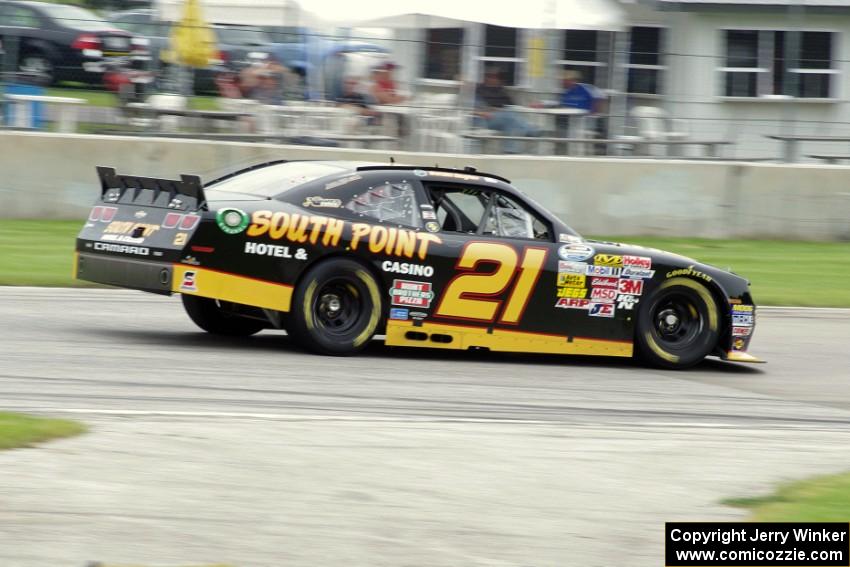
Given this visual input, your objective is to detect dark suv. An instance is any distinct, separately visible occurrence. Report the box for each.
[0,1,140,85]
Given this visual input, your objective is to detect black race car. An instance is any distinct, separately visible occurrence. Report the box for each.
[74,161,762,369]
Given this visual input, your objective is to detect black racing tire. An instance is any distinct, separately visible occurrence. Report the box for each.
[181,294,265,336]
[635,277,721,370]
[288,258,382,356]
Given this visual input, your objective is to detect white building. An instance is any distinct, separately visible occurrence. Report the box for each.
[368,0,850,160]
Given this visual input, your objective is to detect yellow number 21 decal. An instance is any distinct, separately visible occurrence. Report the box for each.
[435,242,548,324]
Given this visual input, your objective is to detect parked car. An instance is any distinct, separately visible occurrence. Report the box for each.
[0,1,144,85]
[108,9,277,92]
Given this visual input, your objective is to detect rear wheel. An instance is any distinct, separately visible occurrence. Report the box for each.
[288,258,382,356]
[19,53,54,85]
[635,277,720,369]
[181,294,265,336]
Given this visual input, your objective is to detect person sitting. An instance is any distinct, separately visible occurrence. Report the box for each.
[474,67,539,153]
[336,77,378,129]
[369,62,406,105]
[559,69,605,114]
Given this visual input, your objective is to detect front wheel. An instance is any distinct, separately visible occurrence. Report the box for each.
[288,258,382,356]
[181,294,266,336]
[635,277,721,369]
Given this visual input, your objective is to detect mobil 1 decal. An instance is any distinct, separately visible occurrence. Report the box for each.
[434,241,548,324]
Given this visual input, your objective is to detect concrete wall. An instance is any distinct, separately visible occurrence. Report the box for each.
[1,131,849,240]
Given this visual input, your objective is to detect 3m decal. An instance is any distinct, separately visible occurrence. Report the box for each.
[617,294,639,310]
[180,270,197,292]
[621,267,655,279]
[586,265,621,277]
[390,280,434,308]
[623,255,652,269]
[558,261,587,274]
[558,243,594,261]
[589,303,615,318]
[666,265,713,283]
[435,242,548,325]
[557,273,586,288]
[593,254,623,267]
[591,276,619,288]
[617,278,644,296]
[590,288,617,303]
[555,297,590,309]
[557,287,587,299]
[381,261,434,277]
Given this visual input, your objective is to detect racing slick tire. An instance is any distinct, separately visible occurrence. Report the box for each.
[288,258,382,356]
[635,277,720,370]
[181,294,266,336]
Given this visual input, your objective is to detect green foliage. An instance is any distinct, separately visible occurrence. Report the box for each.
[724,472,850,521]
[0,412,86,450]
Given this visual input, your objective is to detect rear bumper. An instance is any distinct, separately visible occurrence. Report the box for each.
[75,252,173,295]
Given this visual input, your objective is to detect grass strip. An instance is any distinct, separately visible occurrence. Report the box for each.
[0,412,86,451]
[0,220,847,306]
[724,472,850,521]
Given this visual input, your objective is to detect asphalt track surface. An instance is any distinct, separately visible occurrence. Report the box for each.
[1,287,849,566]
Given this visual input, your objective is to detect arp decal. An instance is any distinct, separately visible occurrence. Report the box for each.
[593,254,623,267]
[390,280,435,308]
[180,270,197,292]
[558,243,594,262]
[588,303,615,318]
[617,278,644,296]
[435,242,548,325]
[555,297,590,309]
[556,273,586,288]
[623,255,652,269]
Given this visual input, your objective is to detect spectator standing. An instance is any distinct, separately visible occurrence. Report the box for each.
[370,62,406,105]
[474,67,538,153]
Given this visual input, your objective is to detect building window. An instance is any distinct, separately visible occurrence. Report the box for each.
[721,29,836,98]
[627,27,665,95]
[424,28,463,81]
[557,30,612,88]
[479,25,522,86]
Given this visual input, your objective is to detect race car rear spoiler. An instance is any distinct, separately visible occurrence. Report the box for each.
[96,166,207,211]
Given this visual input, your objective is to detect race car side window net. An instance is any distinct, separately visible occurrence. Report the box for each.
[344,181,421,228]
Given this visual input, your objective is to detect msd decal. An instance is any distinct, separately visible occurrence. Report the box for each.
[590,288,618,303]
[617,278,644,296]
[390,280,434,308]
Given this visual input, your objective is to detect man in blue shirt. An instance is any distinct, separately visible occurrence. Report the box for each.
[560,70,605,113]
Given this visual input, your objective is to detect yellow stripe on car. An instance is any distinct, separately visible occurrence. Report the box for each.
[171,265,293,312]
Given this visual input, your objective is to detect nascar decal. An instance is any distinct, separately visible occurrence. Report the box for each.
[390,280,434,308]
[435,242,548,324]
[558,243,594,262]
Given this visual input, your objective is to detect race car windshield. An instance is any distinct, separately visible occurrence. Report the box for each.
[206,162,349,198]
